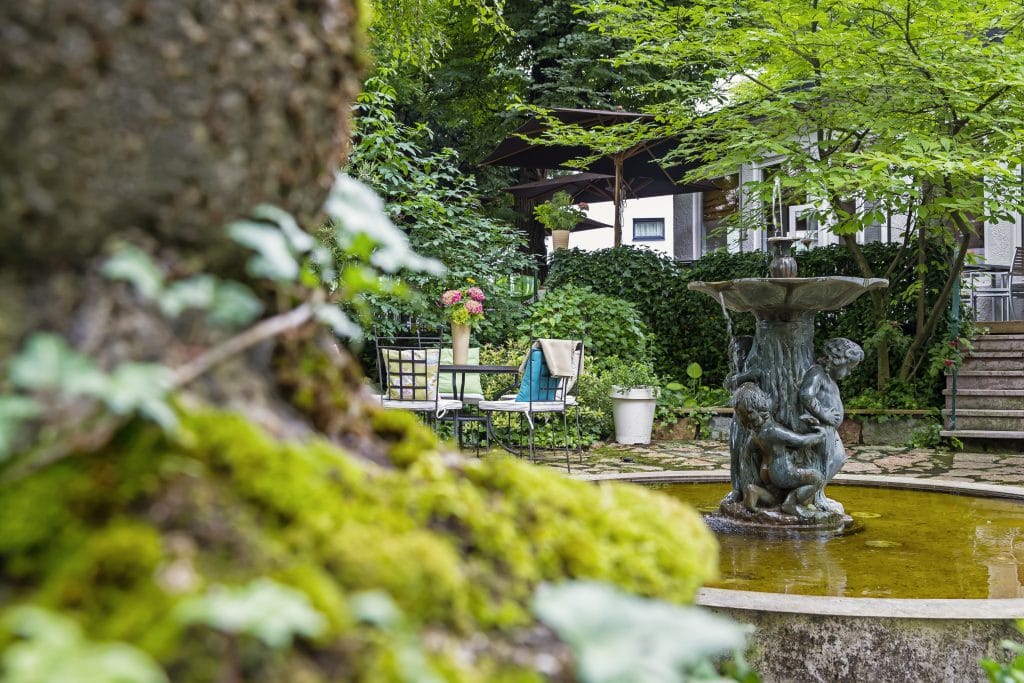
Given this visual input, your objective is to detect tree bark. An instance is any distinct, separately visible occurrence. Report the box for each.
[1,0,363,271]
[0,0,365,439]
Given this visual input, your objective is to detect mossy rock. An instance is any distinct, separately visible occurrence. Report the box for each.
[0,409,717,681]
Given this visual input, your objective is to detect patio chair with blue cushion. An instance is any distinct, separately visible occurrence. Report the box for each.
[477,339,584,471]
[375,336,462,428]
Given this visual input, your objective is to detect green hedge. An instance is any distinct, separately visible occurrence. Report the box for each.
[545,244,952,406]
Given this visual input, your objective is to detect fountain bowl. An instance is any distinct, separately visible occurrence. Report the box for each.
[687,276,889,316]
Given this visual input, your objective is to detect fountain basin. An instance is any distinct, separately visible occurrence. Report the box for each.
[586,471,1024,682]
[687,276,889,317]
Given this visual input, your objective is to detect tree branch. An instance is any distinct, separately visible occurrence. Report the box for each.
[172,302,316,389]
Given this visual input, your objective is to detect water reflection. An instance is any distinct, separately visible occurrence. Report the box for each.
[655,483,1024,599]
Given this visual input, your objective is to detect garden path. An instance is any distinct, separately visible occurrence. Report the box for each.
[538,440,1024,487]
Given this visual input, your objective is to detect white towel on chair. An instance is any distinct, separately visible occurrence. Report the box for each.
[538,339,579,377]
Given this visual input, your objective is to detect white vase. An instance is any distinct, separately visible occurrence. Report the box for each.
[551,230,570,251]
[610,386,657,445]
[452,322,470,365]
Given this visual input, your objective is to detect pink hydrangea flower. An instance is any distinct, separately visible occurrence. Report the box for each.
[441,289,462,306]
[465,300,484,315]
[466,286,485,302]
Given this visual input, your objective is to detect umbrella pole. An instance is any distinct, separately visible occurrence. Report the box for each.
[613,155,623,247]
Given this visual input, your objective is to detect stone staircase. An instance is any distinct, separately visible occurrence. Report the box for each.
[941,332,1024,444]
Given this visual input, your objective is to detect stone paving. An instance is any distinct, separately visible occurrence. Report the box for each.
[535,439,1024,486]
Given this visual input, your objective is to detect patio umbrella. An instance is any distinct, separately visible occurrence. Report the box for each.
[480,108,707,244]
[503,172,711,205]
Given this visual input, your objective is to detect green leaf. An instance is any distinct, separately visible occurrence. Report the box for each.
[532,581,751,683]
[159,275,217,318]
[251,204,315,254]
[227,221,301,282]
[686,362,703,380]
[7,334,106,395]
[101,363,177,430]
[101,244,165,301]
[313,305,362,340]
[1,606,168,683]
[324,173,445,276]
[177,578,327,648]
[207,281,264,329]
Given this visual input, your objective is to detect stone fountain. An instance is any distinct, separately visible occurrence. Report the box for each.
[688,236,888,532]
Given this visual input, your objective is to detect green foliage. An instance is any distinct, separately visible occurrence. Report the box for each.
[177,578,327,648]
[606,359,661,392]
[345,74,532,344]
[533,191,586,232]
[1,607,167,683]
[0,410,719,681]
[545,246,763,382]
[547,243,952,407]
[585,0,1024,383]
[103,244,263,328]
[656,363,731,438]
[980,620,1024,682]
[522,285,651,365]
[3,333,177,448]
[532,581,755,683]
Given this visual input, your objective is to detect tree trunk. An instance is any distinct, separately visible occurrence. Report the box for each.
[1,0,363,272]
[0,0,365,434]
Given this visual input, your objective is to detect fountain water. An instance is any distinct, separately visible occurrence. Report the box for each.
[689,236,887,531]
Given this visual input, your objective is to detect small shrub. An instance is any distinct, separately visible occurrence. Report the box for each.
[522,285,651,365]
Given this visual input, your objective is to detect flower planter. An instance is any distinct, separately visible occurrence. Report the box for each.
[451,322,470,365]
[610,386,657,445]
[551,230,570,251]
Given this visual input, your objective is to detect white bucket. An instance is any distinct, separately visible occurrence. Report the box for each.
[610,387,657,445]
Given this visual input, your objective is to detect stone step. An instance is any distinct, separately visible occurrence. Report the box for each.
[944,389,1024,410]
[941,409,1024,431]
[961,352,1024,371]
[947,371,1024,390]
[940,429,1024,440]
[969,334,1024,352]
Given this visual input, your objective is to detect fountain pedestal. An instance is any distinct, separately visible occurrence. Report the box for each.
[689,264,887,532]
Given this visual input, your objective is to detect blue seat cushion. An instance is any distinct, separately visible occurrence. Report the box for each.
[515,348,559,402]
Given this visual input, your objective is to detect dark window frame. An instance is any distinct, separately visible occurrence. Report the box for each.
[632,217,666,241]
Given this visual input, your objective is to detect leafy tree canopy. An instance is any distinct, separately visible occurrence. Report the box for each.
[581,0,1024,384]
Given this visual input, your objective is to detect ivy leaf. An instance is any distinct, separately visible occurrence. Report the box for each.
[1,606,168,683]
[250,204,315,254]
[227,221,301,282]
[314,304,362,340]
[101,244,165,301]
[159,275,217,318]
[532,581,750,683]
[177,578,327,649]
[0,395,42,460]
[207,281,264,328]
[101,363,177,430]
[7,333,106,395]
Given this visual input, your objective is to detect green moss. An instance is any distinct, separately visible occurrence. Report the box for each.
[0,409,717,681]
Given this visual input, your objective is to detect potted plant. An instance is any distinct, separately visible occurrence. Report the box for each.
[533,190,587,251]
[607,360,661,445]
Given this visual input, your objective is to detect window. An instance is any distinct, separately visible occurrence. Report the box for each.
[633,218,665,240]
[701,174,738,255]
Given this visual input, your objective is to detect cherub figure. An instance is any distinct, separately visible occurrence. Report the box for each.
[799,338,864,484]
[734,383,826,518]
